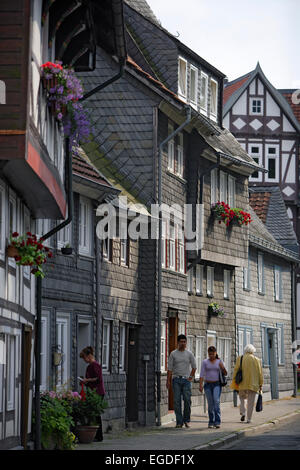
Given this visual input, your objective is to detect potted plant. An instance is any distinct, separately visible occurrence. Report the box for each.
[72,388,108,444]
[7,232,53,278]
[208,302,226,318]
[61,243,73,255]
[40,61,91,146]
[35,391,78,450]
[211,201,252,227]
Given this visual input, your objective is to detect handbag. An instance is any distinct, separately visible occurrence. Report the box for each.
[256,392,263,412]
[219,360,227,387]
[235,355,243,385]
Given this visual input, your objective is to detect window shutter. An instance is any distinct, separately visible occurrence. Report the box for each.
[228,175,236,207]
[210,169,218,205]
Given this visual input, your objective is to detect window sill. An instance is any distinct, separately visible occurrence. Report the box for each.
[275,299,283,303]
[162,268,187,279]
[258,292,265,296]
[243,288,251,292]
[207,294,214,299]
[166,170,187,185]
[196,293,203,297]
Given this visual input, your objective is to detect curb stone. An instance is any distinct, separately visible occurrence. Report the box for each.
[192,409,300,450]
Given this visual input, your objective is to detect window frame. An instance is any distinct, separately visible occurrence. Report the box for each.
[265,144,279,183]
[219,170,228,204]
[274,265,283,302]
[178,57,188,100]
[176,132,184,178]
[187,267,194,294]
[238,325,253,357]
[200,71,208,115]
[196,265,204,296]
[224,269,230,300]
[217,337,232,377]
[56,313,70,389]
[261,323,270,367]
[167,123,175,172]
[161,320,167,372]
[102,320,112,373]
[210,78,218,121]
[195,336,205,378]
[243,253,251,291]
[6,334,16,411]
[79,196,92,256]
[210,168,218,205]
[207,266,214,297]
[189,64,198,108]
[228,175,236,208]
[257,252,265,295]
[249,144,263,182]
[41,312,50,391]
[250,97,263,116]
[276,323,285,366]
[119,323,126,372]
[206,330,217,351]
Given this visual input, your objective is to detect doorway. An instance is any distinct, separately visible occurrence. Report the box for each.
[267,328,279,399]
[21,326,32,449]
[168,316,178,411]
[77,318,92,385]
[126,326,139,423]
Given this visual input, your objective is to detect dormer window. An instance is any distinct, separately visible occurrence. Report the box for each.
[200,72,208,115]
[189,65,198,108]
[210,78,218,121]
[250,97,263,115]
[178,57,187,100]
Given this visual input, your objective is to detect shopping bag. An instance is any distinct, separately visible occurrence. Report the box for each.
[256,392,263,412]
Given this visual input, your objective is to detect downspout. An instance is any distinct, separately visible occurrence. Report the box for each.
[291,262,297,397]
[34,58,126,449]
[156,106,191,427]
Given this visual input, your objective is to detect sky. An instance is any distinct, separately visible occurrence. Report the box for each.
[146,0,300,89]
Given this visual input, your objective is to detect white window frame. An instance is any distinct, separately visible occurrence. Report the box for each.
[189,65,198,109]
[102,320,111,372]
[57,214,71,249]
[187,267,194,293]
[167,123,175,172]
[0,334,5,413]
[177,224,185,274]
[120,223,129,267]
[36,219,53,247]
[56,314,70,389]
[195,336,205,378]
[103,238,112,262]
[162,220,166,268]
[228,175,236,208]
[238,326,253,357]
[224,269,230,299]
[276,323,285,365]
[219,170,228,204]
[217,337,231,377]
[258,253,265,294]
[176,132,184,178]
[8,195,17,267]
[41,312,50,391]
[210,78,218,121]
[161,321,166,372]
[79,196,92,256]
[178,57,187,100]
[250,97,263,116]
[207,330,217,351]
[7,334,16,411]
[196,265,203,295]
[207,266,214,297]
[249,144,263,182]
[178,321,186,336]
[0,182,5,259]
[274,265,283,302]
[169,224,175,271]
[119,324,126,372]
[210,168,218,205]
[243,254,251,291]
[200,71,208,115]
[265,144,279,183]
[187,335,194,353]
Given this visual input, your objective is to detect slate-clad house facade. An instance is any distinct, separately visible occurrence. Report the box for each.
[79,0,266,428]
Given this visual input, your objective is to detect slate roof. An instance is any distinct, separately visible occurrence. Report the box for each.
[249,186,299,254]
[249,206,299,263]
[124,0,161,25]
[278,89,300,123]
[223,63,300,133]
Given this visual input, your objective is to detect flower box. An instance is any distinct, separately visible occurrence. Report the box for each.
[211,202,252,227]
[208,302,226,318]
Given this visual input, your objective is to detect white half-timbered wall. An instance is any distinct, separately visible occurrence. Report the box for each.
[0,177,36,445]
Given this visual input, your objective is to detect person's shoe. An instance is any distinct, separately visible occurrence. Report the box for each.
[240,415,245,422]
[246,420,251,423]
[214,424,220,429]
[208,424,214,429]
[175,424,183,428]
[184,422,190,428]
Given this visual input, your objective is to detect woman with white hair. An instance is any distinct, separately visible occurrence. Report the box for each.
[231,344,263,423]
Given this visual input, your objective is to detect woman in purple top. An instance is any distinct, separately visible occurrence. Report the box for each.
[80,346,105,441]
[199,346,227,429]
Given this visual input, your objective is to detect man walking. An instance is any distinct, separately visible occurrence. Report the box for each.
[167,334,197,428]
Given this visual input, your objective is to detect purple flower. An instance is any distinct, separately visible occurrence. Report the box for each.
[57,112,63,120]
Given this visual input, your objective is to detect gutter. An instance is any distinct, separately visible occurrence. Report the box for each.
[34,58,126,449]
[156,106,192,427]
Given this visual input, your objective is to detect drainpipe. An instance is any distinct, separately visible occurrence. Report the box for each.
[34,58,126,449]
[156,106,192,427]
[291,262,297,397]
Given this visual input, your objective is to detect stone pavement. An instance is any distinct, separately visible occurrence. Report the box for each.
[76,396,300,451]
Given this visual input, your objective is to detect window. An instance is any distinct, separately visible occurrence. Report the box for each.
[265,145,279,183]
[176,133,184,177]
[103,238,112,262]
[195,336,204,378]
[8,196,17,266]
[161,321,166,371]
[0,183,5,257]
[190,65,198,107]
[177,225,185,274]
[167,123,175,172]
[41,313,49,391]
[102,320,111,372]
[243,252,251,290]
[57,207,71,249]
[168,224,175,270]
[7,335,16,411]
[178,57,187,99]
[119,324,126,372]
[224,270,230,299]
[187,267,194,293]
[207,266,214,297]
[250,97,263,115]
[120,223,129,266]
[258,253,265,294]
[210,78,218,120]
[217,337,231,376]
[36,219,53,246]
[187,335,194,353]
[0,334,4,412]
[228,175,236,207]
[196,265,203,295]
[261,324,270,366]
[178,321,186,336]
[238,326,253,356]
[207,331,217,350]
[249,145,263,182]
[162,220,166,268]
[79,197,91,255]
[56,315,70,388]
[276,323,285,365]
[219,171,228,204]
[210,168,218,205]
[274,266,283,302]
[200,72,208,113]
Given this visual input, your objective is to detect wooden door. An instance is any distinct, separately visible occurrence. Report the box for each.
[168,316,178,410]
[21,326,32,449]
[126,326,139,423]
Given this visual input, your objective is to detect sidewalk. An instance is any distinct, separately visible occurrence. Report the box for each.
[76,396,300,451]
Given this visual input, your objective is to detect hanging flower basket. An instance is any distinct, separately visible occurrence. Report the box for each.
[8,232,53,278]
[208,302,226,318]
[211,201,252,227]
[41,61,91,146]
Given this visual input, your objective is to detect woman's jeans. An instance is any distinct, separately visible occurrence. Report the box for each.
[172,377,192,426]
[204,381,222,426]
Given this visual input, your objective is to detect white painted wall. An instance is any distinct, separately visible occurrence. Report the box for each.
[266,91,280,117]
[232,90,247,115]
